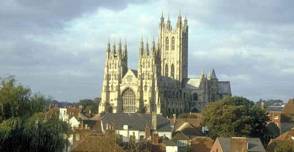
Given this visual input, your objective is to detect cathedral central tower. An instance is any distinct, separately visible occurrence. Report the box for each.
[159,14,188,83]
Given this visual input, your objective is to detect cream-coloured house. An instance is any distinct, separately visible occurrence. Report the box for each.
[99,14,231,116]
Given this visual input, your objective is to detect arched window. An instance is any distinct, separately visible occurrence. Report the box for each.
[171,64,175,78]
[165,37,169,50]
[193,93,198,101]
[122,88,136,113]
[165,64,169,76]
[171,37,175,50]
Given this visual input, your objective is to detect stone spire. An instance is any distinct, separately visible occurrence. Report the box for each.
[209,69,217,80]
[152,38,156,53]
[118,39,122,55]
[177,11,182,28]
[146,40,149,55]
[184,16,188,27]
[124,39,127,57]
[200,70,205,80]
[140,37,144,55]
[106,39,111,53]
[112,42,116,54]
[160,11,164,24]
[167,15,171,30]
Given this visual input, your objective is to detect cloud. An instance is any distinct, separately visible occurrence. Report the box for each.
[0,0,293,102]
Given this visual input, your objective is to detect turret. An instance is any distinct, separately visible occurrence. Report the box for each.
[160,12,165,28]
[167,16,171,30]
[112,43,116,54]
[146,40,149,55]
[183,16,188,30]
[208,69,217,80]
[106,40,111,54]
[123,39,127,58]
[140,37,144,56]
[152,38,156,54]
[176,13,182,29]
[118,39,122,56]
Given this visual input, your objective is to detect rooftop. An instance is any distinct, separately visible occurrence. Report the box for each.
[101,113,172,132]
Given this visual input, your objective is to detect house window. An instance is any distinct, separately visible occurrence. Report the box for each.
[165,37,169,50]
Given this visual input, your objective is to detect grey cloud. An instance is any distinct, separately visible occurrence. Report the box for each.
[1,0,293,102]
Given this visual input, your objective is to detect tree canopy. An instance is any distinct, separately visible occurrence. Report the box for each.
[0,77,69,152]
[202,96,269,140]
[76,98,100,116]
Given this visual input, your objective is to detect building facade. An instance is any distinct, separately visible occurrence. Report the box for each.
[99,14,231,116]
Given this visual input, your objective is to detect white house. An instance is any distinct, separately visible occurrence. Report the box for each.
[59,108,69,122]
[69,116,80,129]
[163,140,178,152]
[101,113,173,142]
[59,107,81,129]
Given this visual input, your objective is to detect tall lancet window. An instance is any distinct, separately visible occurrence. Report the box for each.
[165,64,169,76]
[165,37,169,50]
[171,37,175,50]
[171,64,175,78]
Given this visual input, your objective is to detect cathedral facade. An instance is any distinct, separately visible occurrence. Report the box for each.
[98,14,231,116]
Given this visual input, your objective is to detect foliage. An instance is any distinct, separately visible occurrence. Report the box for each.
[202,96,269,139]
[267,140,294,152]
[0,77,69,152]
[77,98,99,116]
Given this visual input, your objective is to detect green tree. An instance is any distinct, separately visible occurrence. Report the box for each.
[0,77,31,121]
[0,77,69,152]
[202,96,268,139]
[77,98,99,116]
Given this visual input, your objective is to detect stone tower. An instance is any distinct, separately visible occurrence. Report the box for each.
[99,40,128,113]
[138,38,160,113]
[159,13,188,84]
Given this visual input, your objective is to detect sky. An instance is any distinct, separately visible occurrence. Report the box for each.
[0,0,293,102]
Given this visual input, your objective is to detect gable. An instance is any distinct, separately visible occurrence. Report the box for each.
[122,69,138,83]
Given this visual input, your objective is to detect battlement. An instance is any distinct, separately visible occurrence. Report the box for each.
[160,13,188,32]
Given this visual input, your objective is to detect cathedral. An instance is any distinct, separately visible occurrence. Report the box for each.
[98,14,231,116]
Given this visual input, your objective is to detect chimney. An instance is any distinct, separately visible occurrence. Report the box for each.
[173,114,176,124]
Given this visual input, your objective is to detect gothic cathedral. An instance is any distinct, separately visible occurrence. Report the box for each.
[99,14,231,116]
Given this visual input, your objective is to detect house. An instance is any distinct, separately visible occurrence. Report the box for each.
[100,113,173,142]
[173,131,191,148]
[173,113,205,137]
[163,139,178,152]
[59,108,69,121]
[172,113,207,151]
[71,132,125,152]
[191,137,214,152]
[267,111,282,130]
[69,116,80,129]
[210,137,266,152]
[268,128,294,144]
[59,107,81,129]
[172,132,213,152]
[280,99,294,133]
[267,128,294,152]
